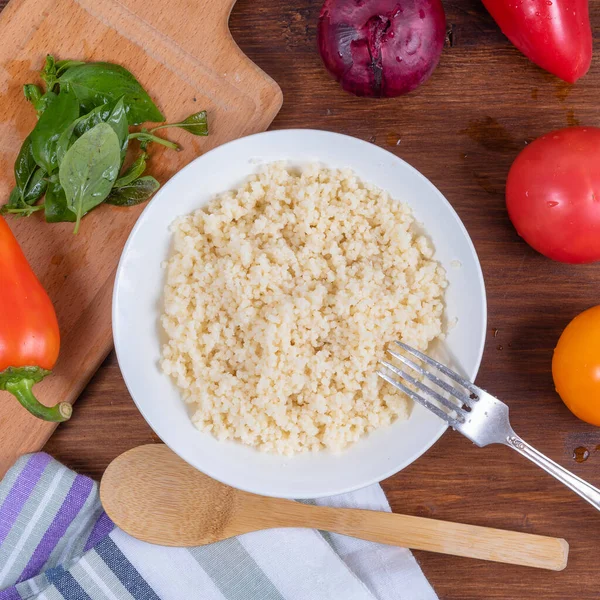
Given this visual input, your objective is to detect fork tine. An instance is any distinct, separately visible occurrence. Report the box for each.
[380,360,467,418]
[377,367,461,428]
[387,347,475,408]
[394,341,480,397]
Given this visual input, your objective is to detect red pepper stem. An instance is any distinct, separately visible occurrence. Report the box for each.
[5,378,72,422]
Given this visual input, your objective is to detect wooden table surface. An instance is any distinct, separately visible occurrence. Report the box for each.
[1,0,598,597]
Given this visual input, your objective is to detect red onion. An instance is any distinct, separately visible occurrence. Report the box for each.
[318,0,446,98]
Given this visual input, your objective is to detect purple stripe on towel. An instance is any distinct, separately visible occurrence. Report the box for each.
[0,586,21,600]
[83,511,114,552]
[18,474,94,582]
[0,454,52,546]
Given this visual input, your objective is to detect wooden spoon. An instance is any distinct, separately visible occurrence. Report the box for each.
[100,444,568,571]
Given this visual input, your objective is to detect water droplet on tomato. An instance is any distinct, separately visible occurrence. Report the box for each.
[546,1,552,5]
[535,11,540,15]
[396,56,402,62]
[547,200,559,208]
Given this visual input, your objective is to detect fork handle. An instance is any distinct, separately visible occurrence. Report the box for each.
[506,434,600,511]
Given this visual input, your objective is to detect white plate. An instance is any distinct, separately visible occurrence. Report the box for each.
[113,129,487,499]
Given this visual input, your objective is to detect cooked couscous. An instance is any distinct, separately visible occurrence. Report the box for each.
[160,163,446,455]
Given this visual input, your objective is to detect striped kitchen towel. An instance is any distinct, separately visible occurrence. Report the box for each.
[0,453,438,600]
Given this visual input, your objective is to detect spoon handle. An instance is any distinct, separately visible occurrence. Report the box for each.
[273,503,568,571]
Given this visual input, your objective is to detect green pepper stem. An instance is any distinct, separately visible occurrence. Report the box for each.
[5,378,72,422]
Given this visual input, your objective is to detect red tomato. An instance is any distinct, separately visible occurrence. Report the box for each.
[482,0,592,83]
[506,127,600,264]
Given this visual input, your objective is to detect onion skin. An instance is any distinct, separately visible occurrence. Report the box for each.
[318,0,446,98]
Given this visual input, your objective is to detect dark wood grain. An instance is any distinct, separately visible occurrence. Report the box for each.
[0,0,598,596]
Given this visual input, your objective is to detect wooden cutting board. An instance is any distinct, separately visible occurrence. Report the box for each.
[0,0,282,476]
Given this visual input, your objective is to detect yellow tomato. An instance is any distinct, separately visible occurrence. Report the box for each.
[552,306,600,426]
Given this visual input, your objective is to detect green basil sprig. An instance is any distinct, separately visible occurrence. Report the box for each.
[14,136,37,195]
[55,59,86,76]
[2,55,209,231]
[107,176,160,207]
[114,153,148,187]
[44,181,75,223]
[33,91,57,118]
[40,55,58,91]
[0,187,45,217]
[59,62,164,125]
[24,84,43,106]
[22,168,48,205]
[30,86,79,173]
[59,122,121,233]
[56,97,129,164]
[150,110,208,136]
[128,110,208,151]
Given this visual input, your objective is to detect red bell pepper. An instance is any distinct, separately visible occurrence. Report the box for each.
[0,215,71,421]
[482,0,592,83]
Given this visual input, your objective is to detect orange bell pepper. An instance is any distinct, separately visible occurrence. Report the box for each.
[0,215,71,421]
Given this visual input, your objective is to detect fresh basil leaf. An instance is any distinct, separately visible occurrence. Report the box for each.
[106,176,159,207]
[59,122,121,233]
[14,136,37,194]
[55,59,86,76]
[56,97,129,165]
[30,86,79,173]
[44,181,76,223]
[114,153,147,187]
[152,110,208,136]
[72,103,113,137]
[23,167,47,205]
[56,102,111,165]
[33,91,57,118]
[41,55,58,91]
[8,186,22,205]
[59,63,164,125]
[55,121,78,166]
[106,97,129,156]
[175,110,208,135]
[24,84,43,106]
[72,99,127,147]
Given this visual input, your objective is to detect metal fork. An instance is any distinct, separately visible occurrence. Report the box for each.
[378,341,600,512]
